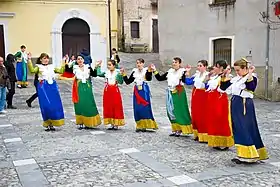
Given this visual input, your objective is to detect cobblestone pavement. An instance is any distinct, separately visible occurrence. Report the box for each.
[0,53,280,187]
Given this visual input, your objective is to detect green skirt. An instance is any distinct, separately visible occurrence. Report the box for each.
[74,80,101,127]
[167,86,193,134]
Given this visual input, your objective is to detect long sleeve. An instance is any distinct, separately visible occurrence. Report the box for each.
[116,73,123,85]
[96,67,105,77]
[123,72,135,85]
[219,78,232,91]
[145,70,152,81]
[27,60,39,74]
[89,67,97,77]
[54,65,65,74]
[245,76,257,92]
[154,71,168,81]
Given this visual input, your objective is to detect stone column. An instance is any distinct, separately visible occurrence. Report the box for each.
[90,32,107,72]
[51,30,62,67]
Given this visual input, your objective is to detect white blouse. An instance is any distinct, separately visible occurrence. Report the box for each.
[132,67,148,86]
[206,75,221,92]
[37,64,56,84]
[167,68,185,91]
[73,64,91,83]
[105,69,120,85]
[192,71,208,89]
[226,74,255,98]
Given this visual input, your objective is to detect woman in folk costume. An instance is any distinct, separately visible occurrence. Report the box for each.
[204,60,234,150]
[15,45,28,88]
[184,60,209,142]
[121,58,158,132]
[150,57,192,137]
[72,55,101,130]
[219,58,268,164]
[27,53,65,131]
[60,54,76,80]
[97,59,125,130]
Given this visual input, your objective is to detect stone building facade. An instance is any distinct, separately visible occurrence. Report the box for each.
[118,0,159,53]
[158,0,280,101]
[0,0,119,68]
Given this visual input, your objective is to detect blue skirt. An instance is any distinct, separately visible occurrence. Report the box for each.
[231,95,268,160]
[133,82,158,129]
[16,62,28,86]
[37,80,65,127]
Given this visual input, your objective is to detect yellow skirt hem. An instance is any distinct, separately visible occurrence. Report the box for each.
[171,123,193,134]
[104,118,125,126]
[75,114,101,127]
[43,119,64,127]
[136,119,158,129]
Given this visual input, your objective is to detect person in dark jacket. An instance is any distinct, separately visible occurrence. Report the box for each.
[5,54,17,109]
[26,70,39,108]
[0,56,10,114]
[80,48,92,65]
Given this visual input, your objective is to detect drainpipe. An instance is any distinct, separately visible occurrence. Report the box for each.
[108,0,112,58]
[264,0,270,99]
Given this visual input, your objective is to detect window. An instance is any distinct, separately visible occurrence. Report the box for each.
[209,0,236,6]
[213,38,232,64]
[130,21,140,38]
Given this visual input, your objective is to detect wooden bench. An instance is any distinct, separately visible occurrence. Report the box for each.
[129,43,148,52]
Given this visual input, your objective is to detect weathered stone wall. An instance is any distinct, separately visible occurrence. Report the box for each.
[122,0,157,52]
[158,0,280,101]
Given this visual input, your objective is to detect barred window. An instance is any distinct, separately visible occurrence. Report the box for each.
[130,21,140,38]
[213,38,232,64]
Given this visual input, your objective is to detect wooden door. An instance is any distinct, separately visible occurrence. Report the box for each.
[152,19,159,53]
[62,18,90,57]
[0,25,5,58]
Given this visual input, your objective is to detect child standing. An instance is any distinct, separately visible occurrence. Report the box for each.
[151,57,192,137]
[27,53,65,131]
[121,58,158,132]
[97,60,125,130]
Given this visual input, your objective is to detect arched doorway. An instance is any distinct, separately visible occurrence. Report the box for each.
[62,18,90,57]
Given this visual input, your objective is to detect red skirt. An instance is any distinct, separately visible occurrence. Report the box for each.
[61,72,75,78]
[103,84,125,126]
[191,88,208,142]
[206,89,234,147]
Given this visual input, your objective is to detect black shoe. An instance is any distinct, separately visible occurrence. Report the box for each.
[78,125,83,130]
[141,129,147,132]
[26,100,32,108]
[194,137,199,141]
[107,127,114,130]
[45,127,51,132]
[49,126,55,131]
[136,129,142,132]
[7,105,17,109]
[113,126,118,130]
[231,158,242,164]
[169,133,176,136]
[175,133,181,137]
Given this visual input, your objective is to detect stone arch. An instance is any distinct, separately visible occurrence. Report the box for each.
[51,8,107,67]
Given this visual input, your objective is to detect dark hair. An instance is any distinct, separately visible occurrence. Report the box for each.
[6,54,15,63]
[76,55,84,59]
[36,53,49,64]
[112,48,117,51]
[136,58,145,63]
[214,60,228,70]
[173,57,182,64]
[20,45,26,49]
[198,60,208,67]
[233,58,248,69]
[108,59,116,66]
[207,66,214,72]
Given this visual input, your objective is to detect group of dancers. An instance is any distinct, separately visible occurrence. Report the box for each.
[17,50,267,165]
